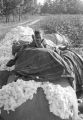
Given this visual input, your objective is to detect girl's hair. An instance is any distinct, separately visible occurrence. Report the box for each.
[34,30,41,38]
[34,30,40,35]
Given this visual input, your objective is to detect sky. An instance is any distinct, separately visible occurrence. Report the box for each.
[37,0,83,5]
[37,0,45,5]
[37,0,56,5]
[80,0,83,3]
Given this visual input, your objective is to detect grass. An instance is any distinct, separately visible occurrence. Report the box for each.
[31,14,83,47]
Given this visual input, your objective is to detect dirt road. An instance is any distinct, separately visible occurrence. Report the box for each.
[0,16,45,41]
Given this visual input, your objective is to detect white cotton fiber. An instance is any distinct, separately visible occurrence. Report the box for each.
[0,79,41,113]
[0,79,78,119]
[42,82,77,119]
[0,26,34,70]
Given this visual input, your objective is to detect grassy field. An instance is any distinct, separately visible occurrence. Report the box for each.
[32,14,83,46]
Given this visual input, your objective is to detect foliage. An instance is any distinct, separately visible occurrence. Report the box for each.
[32,15,83,47]
[40,0,83,14]
[22,0,39,14]
[0,0,37,22]
[1,0,22,15]
[0,0,24,22]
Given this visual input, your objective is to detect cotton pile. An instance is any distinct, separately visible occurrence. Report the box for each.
[0,26,34,71]
[0,80,41,113]
[0,79,78,119]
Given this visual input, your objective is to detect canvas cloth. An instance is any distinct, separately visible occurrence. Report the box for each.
[61,49,83,92]
[13,48,73,83]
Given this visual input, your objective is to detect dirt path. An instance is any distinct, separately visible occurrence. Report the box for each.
[24,19,41,26]
[0,16,45,41]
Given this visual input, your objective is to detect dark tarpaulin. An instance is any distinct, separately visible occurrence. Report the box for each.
[14,48,73,82]
[61,49,83,92]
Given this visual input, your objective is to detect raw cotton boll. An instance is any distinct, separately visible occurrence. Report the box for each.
[0,79,41,114]
[0,26,34,70]
[42,82,78,120]
[11,26,34,43]
[55,33,69,47]
[44,39,56,50]
[0,80,79,120]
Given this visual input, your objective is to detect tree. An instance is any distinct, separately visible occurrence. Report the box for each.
[22,0,37,14]
[40,0,82,14]
[1,0,24,22]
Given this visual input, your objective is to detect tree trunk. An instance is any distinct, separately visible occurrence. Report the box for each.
[6,15,9,23]
[12,12,15,22]
[18,7,21,21]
